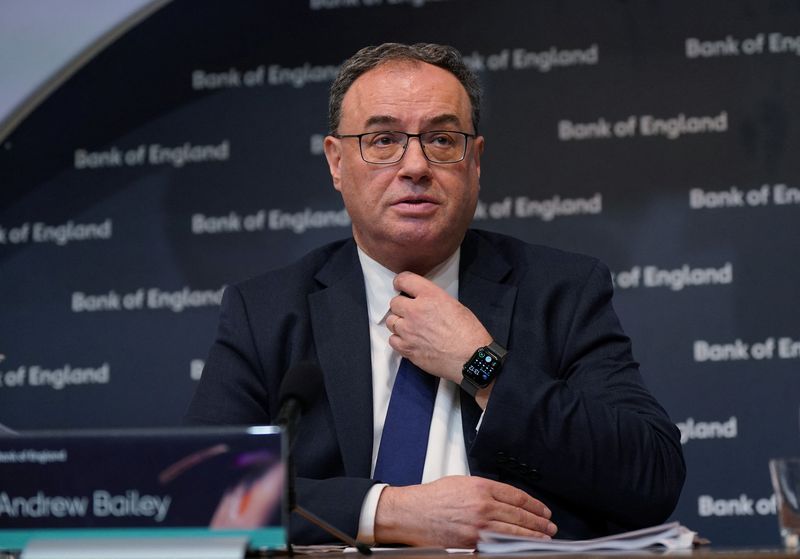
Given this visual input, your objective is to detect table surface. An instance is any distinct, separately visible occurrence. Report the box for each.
[261,547,800,559]
[2,544,797,558]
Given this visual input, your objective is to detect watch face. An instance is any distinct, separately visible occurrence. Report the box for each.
[464,348,500,387]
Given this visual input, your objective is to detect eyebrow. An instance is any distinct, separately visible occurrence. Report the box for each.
[364,115,399,128]
[363,113,464,130]
[428,114,462,128]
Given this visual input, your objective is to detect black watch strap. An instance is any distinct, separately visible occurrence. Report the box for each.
[460,376,480,398]
[486,340,508,361]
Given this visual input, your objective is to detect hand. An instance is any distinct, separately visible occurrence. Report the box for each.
[386,272,492,385]
[374,476,557,547]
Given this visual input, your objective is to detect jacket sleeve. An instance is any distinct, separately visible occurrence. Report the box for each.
[472,259,685,533]
[184,285,377,544]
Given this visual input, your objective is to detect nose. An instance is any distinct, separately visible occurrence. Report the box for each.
[398,137,432,183]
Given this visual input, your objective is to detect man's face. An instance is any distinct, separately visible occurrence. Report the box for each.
[324,61,483,272]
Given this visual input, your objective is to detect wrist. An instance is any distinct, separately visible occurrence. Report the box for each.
[473,381,494,410]
[374,486,416,546]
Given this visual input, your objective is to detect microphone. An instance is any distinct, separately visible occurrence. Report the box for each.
[276,362,324,436]
[276,362,371,555]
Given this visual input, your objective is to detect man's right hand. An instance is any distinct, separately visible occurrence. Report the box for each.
[373,475,557,548]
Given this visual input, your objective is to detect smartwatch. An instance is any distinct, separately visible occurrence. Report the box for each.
[460,340,507,397]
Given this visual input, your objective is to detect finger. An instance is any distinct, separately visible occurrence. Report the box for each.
[389,316,405,336]
[385,313,398,334]
[489,501,557,535]
[481,520,554,540]
[389,294,413,317]
[393,271,432,297]
[387,333,410,356]
[490,483,552,518]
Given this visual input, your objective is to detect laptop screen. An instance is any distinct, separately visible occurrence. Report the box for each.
[0,426,285,551]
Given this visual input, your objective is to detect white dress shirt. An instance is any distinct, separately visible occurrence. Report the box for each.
[355,246,471,543]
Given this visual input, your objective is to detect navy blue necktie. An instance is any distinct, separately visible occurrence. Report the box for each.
[373,358,439,486]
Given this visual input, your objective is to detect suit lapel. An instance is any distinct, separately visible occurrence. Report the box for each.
[458,231,518,454]
[309,241,374,478]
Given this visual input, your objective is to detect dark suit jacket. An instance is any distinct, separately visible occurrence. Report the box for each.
[185,229,685,543]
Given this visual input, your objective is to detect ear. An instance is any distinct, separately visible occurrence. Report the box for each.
[472,135,484,180]
[323,135,343,192]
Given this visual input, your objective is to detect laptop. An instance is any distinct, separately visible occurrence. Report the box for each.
[0,426,286,555]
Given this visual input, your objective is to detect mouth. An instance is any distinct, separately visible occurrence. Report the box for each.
[391,196,440,216]
[393,195,439,207]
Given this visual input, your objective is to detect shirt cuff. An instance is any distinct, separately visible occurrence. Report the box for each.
[476,409,486,431]
[357,483,388,544]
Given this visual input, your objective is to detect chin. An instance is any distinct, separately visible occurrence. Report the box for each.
[391,225,444,244]
[393,227,463,256]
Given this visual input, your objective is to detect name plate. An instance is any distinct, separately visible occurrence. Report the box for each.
[0,426,285,551]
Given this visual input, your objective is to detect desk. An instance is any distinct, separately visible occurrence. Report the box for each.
[258,549,800,559]
[2,547,797,559]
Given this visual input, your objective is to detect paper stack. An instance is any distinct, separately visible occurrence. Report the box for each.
[478,521,696,553]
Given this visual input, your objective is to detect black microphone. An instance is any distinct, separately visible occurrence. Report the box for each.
[276,361,324,440]
[276,362,371,555]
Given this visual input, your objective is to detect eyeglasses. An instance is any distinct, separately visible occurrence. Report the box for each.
[332,130,476,164]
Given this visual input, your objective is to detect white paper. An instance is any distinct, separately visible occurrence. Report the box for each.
[477,521,696,553]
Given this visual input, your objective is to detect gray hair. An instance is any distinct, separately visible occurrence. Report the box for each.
[328,42,482,134]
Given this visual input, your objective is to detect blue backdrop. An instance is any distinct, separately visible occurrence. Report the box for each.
[2,0,799,546]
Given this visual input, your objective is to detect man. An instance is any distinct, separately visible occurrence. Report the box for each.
[186,42,685,547]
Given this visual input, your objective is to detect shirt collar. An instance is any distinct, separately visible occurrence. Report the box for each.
[357,246,460,325]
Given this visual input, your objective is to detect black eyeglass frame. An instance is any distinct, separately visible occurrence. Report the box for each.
[331,130,477,165]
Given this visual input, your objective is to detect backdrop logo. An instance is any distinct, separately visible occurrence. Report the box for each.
[192,64,340,89]
[191,208,351,235]
[698,494,776,517]
[613,263,733,291]
[455,45,599,74]
[676,417,737,444]
[0,220,112,246]
[0,363,110,390]
[686,32,800,58]
[693,337,800,362]
[509,45,598,72]
[71,287,225,313]
[689,184,800,209]
[74,141,229,170]
[474,194,602,222]
[558,111,727,141]
[267,63,340,88]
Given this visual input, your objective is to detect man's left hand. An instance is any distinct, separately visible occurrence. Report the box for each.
[387,271,492,386]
